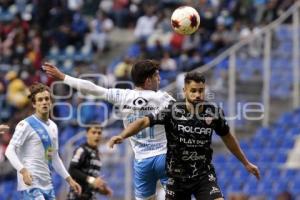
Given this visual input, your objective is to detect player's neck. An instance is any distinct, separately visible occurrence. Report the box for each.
[34,112,49,122]
[185,101,204,114]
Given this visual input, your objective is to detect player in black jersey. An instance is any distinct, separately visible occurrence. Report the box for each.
[67,124,112,200]
[108,71,260,200]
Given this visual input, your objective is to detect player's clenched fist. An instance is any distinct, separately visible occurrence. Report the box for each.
[108,136,124,148]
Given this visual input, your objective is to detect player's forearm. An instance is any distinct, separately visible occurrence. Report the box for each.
[222,133,249,166]
[52,152,70,179]
[64,75,108,98]
[69,164,89,183]
[120,117,150,139]
[5,145,24,172]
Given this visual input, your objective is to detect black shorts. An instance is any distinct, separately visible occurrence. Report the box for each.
[165,170,223,200]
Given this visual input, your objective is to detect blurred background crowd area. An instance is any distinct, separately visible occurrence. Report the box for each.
[0,0,299,200]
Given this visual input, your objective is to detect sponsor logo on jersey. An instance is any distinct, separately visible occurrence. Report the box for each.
[178,124,212,135]
[182,151,206,161]
[133,97,148,106]
[122,105,159,111]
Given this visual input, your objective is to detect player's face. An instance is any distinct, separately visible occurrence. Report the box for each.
[184,81,205,106]
[33,91,52,115]
[87,127,102,148]
[147,70,160,91]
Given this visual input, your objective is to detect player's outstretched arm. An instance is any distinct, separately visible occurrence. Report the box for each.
[43,62,108,99]
[221,132,261,180]
[0,124,9,134]
[108,117,151,148]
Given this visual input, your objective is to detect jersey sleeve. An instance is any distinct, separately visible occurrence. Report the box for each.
[69,147,89,182]
[214,108,230,136]
[148,102,172,126]
[157,92,176,111]
[9,121,29,147]
[70,147,86,166]
[5,121,28,171]
[105,88,127,104]
[52,123,59,151]
[64,75,109,100]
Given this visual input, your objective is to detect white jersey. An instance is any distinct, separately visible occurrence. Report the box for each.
[64,76,175,159]
[7,116,59,191]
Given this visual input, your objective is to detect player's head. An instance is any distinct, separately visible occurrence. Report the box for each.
[86,123,102,148]
[183,72,205,106]
[28,83,52,115]
[131,59,160,91]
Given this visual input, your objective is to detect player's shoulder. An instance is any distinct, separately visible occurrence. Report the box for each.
[156,90,175,101]
[48,119,58,127]
[15,120,29,129]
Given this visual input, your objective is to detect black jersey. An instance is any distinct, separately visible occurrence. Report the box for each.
[67,143,102,200]
[148,100,229,180]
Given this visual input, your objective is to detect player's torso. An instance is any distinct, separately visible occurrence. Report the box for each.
[117,90,172,159]
[165,103,219,179]
[18,118,57,189]
[80,145,102,177]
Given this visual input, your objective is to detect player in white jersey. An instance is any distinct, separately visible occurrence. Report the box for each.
[5,83,82,200]
[43,60,175,200]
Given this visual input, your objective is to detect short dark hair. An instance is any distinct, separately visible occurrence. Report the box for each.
[131,59,160,86]
[28,83,52,103]
[86,122,103,132]
[184,72,206,84]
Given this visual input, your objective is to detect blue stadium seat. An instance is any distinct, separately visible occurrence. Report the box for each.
[289,179,300,195]
[272,179,289,193]
[280,138,295,149]
[257,179,273,195]
[213,154,226,164]
[280,169,297,180]
[242,178,258,196]
[274,150,288,163]
[287,127,300,136]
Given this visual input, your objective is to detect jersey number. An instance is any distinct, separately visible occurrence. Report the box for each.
[127,116,154,139]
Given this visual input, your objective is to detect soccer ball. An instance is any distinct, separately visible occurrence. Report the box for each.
[171,6,200,35]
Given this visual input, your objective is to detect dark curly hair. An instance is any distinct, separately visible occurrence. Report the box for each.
[131,59,160,86]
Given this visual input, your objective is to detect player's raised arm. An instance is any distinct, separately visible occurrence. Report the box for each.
[108,117,151,148]
[42,62,108,98]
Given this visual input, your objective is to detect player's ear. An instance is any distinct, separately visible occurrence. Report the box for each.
[32,101,36,108]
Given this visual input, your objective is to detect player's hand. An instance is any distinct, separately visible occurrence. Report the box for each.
[66,177,82,195]
[42,62,66,80]
[98,184,113,197]
[108,136,124,148]
[92,177,106,189]
[245,162,260,180]
[0,124,9,134]
[20,168,33,186]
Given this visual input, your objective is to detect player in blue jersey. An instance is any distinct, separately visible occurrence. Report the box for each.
[43,60,175,200]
